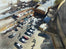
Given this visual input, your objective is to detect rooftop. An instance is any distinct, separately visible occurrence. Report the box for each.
[37,0,55,13]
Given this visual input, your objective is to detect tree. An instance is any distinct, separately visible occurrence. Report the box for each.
[33,0,40,2]
[55,0,63,6]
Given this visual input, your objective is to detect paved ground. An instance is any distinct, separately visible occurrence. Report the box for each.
[0,26,45,49]
[0,21,27,49]
[22,29,45,49]
[0,17,45,49]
